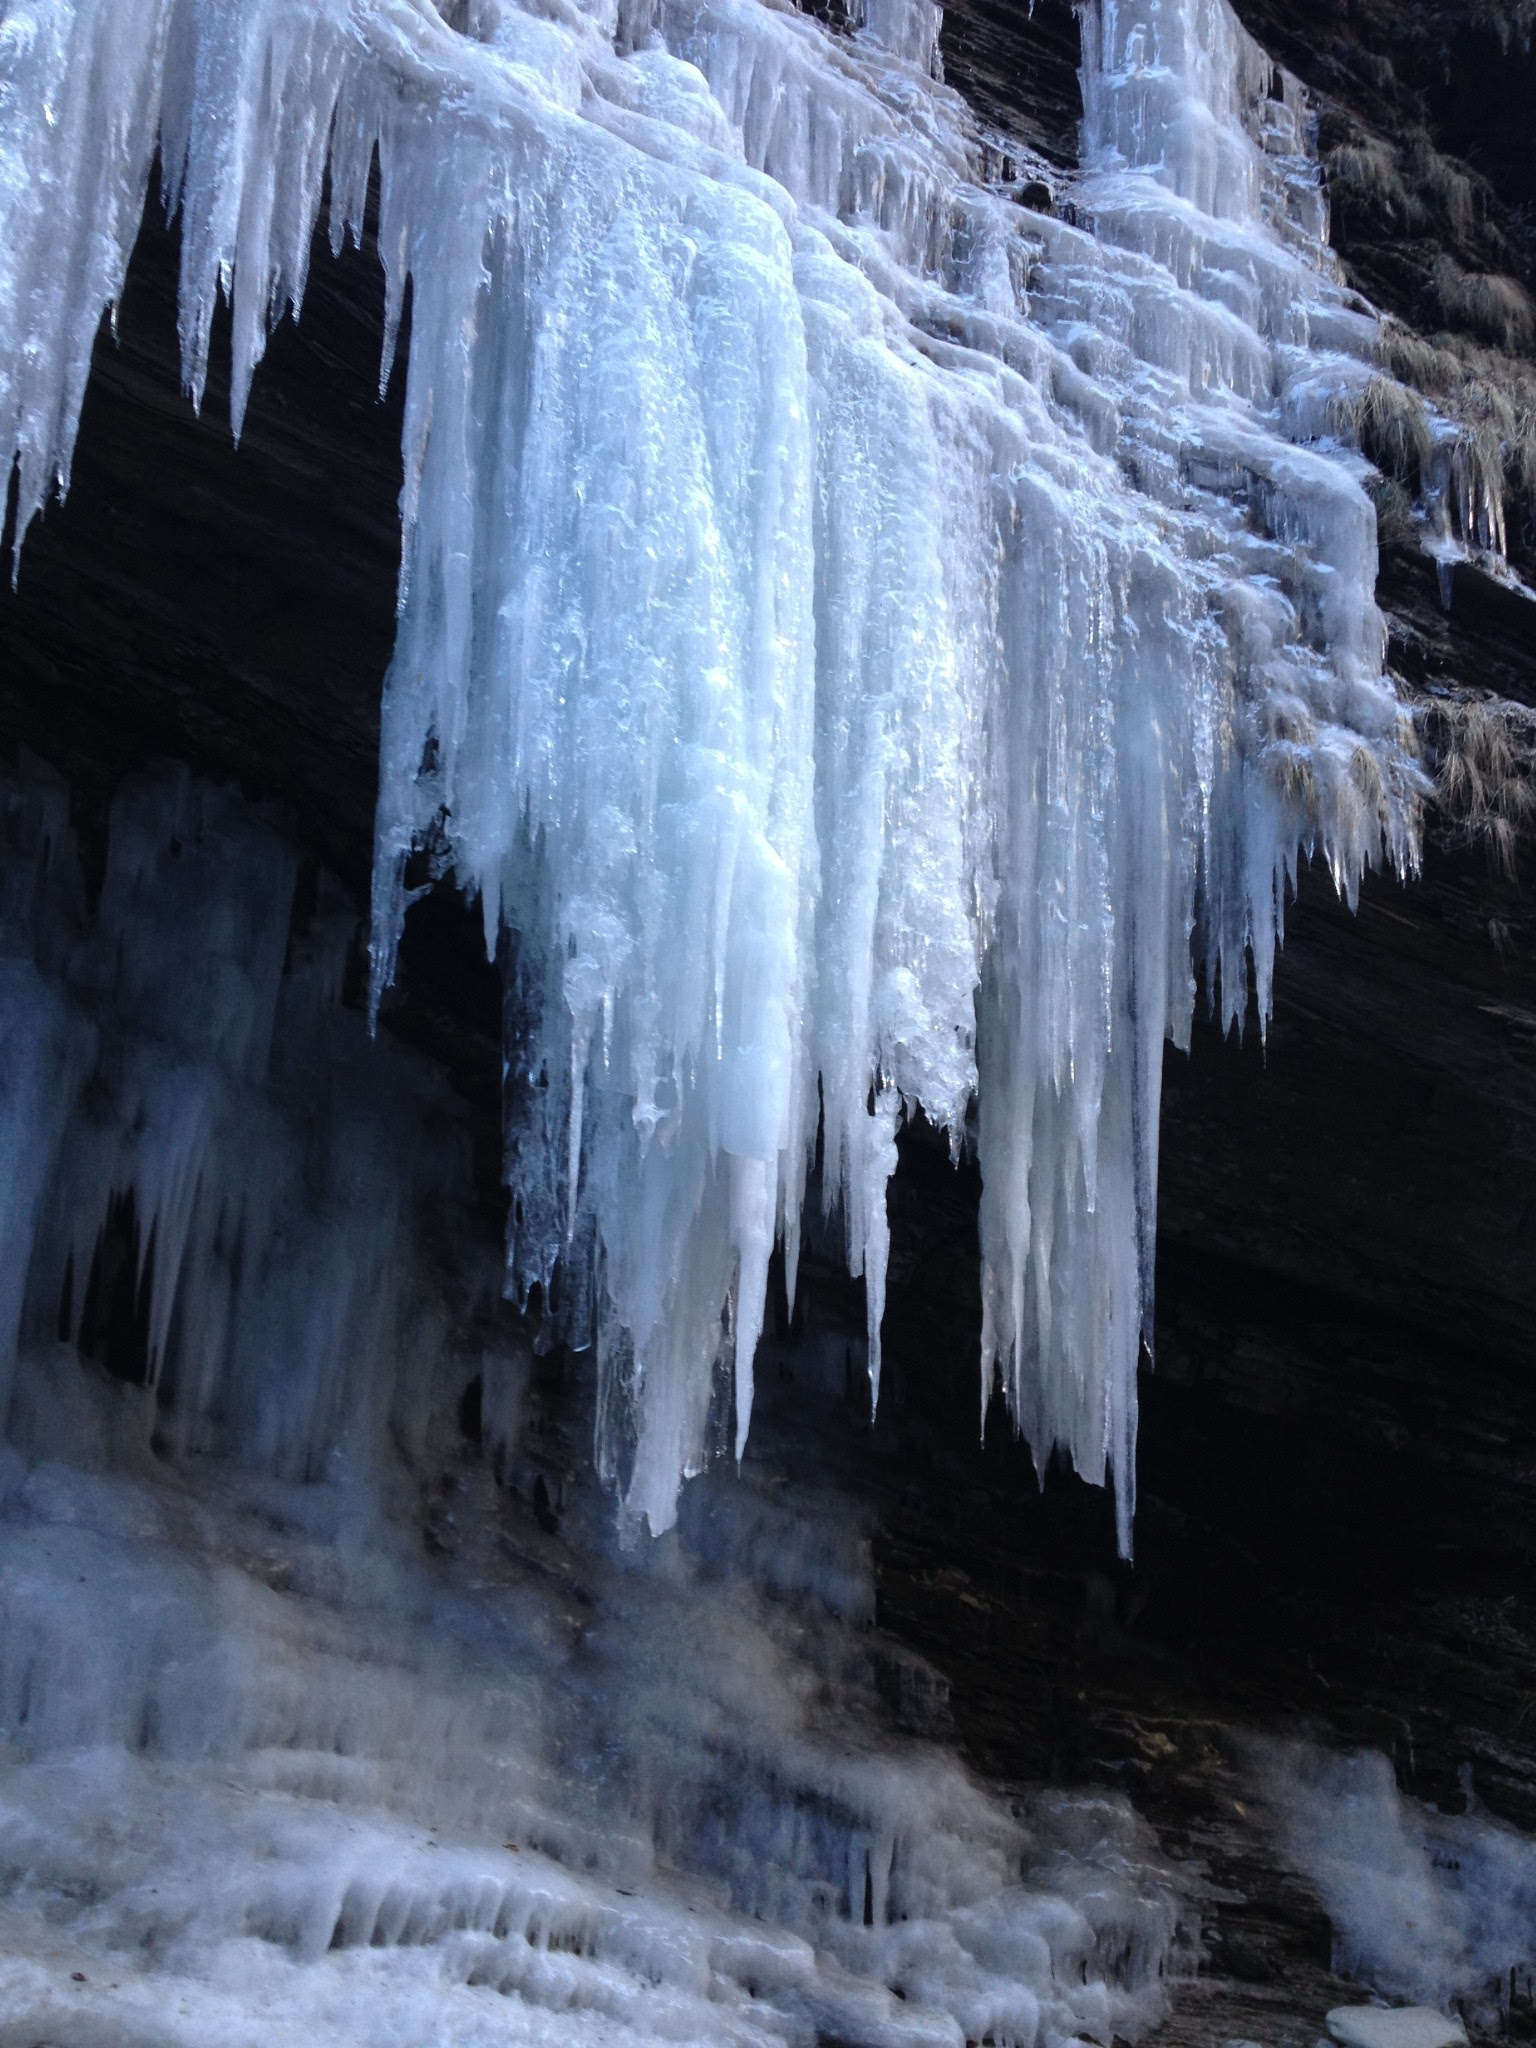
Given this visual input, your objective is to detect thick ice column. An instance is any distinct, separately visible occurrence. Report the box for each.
[366,90,821,1533]
[1080,0,1272,219]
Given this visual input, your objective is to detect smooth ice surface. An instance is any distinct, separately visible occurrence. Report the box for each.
[1258,1741,1536,2026]
[1327,2008,1469,2048]
[0,0,1424,1543]
[0,766,1184,2047]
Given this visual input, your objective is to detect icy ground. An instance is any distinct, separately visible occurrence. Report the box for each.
[0,768,1182,2047]
[0,0,1431,1548]
[0,1433,1181,2048]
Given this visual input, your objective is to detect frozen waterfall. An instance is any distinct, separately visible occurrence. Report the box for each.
[0,0,1422,1547]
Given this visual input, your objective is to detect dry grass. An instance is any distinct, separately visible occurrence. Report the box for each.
[1417,694,1536,874]
[1367,475,1419,548]
[1432,258,1536,353]
[1327,372,1516,550]
[1379,323,1463,393]
[1449,422,1509,553]
[1325,140,1416,226]
[1330,375,1435,485]
[1375,320,1536,554]
[1317,90,1535,557]
[1403,136,1478,241]
[1324,127,1492,248]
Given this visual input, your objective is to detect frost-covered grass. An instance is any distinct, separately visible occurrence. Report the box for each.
[1372,321,1536,554]
[1417,693,1536,873]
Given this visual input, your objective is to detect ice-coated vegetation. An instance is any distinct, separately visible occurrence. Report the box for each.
[0,0,1422,1545]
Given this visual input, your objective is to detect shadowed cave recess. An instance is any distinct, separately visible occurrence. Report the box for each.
[0,0,1534,2042]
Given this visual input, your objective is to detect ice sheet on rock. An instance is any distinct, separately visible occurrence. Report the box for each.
[0,766,470,1477]
[1257,1739,1536,2027]
[0,1495,1180,2046]
[0,0,1425,1543]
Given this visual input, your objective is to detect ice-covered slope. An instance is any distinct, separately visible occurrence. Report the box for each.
[0,764,1182,2048]
[0,0,1422,1545]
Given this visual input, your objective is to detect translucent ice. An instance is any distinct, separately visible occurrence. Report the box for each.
[0,0,1425,1544]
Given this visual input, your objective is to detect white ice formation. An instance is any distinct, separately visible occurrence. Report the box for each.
[0,766,1182,2046]
[0,0,1423,1545]
[1259,1740,1536,2026]
[1327,2009,1468,2048]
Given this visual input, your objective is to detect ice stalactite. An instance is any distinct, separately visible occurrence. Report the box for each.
[0,767,473,1467]
[0,0,1424,1544]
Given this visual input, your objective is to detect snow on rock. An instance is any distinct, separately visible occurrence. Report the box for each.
[0,0,1424,1544]
[1328,2009,1470,2048]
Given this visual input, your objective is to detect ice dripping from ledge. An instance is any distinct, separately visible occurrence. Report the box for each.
[0,766,1182,2046]
[1258,1740,1536,2026]
[0,0,1424,1544]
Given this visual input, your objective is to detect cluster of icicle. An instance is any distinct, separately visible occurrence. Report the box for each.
[0,0,1423,1547]
[0,768,468,1464]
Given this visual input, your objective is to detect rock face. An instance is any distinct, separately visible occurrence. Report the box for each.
[1,1,1534,2038]
[1227,0,1536,361]
[936,0,1081,168]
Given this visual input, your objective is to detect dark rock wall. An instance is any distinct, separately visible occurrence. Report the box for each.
[1228,0,1536,312]
[0,197,402,895]
[937,0,1082,167]
[0,206,509,1195]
